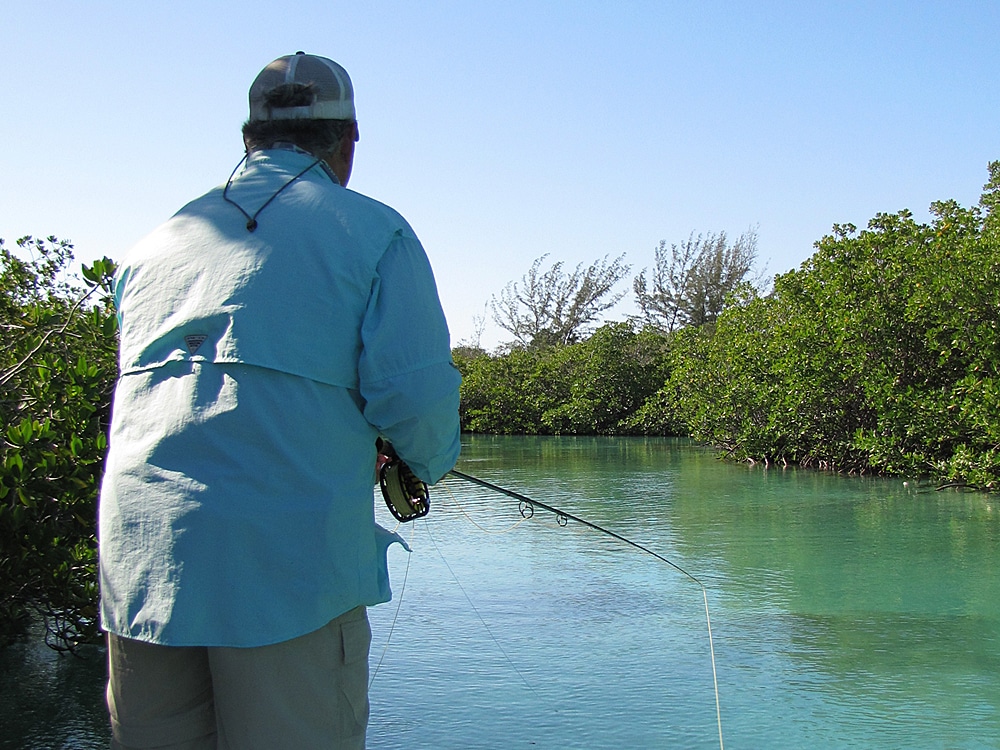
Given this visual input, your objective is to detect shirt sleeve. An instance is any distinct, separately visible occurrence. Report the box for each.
[358,231,461,484]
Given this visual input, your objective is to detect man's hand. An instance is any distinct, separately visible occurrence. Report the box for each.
[376,438,429,522]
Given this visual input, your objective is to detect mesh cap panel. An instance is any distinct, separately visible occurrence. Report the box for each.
[248,52,355,122]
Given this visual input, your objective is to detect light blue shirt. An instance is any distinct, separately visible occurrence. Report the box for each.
[99,148,461,647]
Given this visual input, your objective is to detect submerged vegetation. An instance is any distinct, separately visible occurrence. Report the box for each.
[1,162,997,647]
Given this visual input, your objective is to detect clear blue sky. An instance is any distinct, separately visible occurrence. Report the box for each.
[3,1,998,348]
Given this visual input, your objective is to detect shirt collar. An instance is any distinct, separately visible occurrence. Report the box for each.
[248,143,341,185]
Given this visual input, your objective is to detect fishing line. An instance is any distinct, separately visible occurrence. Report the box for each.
[368,509,537,697]
[368,520,414,689]
[422,519,542,698]
[440,480,531,535]
[447,469,725,750]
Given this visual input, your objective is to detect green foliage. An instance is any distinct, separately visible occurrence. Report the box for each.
[661,162,1000,487]
[1,236,118,649]
[454,346,552,434]
[539,323,670,435]
[454,322,675,436]
[465,162,1000,489]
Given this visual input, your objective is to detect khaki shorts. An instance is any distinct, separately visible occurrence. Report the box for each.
[106,607,371,750]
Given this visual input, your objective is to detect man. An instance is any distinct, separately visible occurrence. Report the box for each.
[99,52,461,749]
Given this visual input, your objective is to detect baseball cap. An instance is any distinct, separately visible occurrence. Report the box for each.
[248,51,355,122]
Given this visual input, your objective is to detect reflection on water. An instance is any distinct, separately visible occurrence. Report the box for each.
[0,626,109,749]
[369,436,1000,749]
[3,437,998,749]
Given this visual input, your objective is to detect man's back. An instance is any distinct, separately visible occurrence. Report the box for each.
[100,53,461,749]
[101,147,460,647]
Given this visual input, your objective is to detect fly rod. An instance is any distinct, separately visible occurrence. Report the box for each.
[447,469,725,750]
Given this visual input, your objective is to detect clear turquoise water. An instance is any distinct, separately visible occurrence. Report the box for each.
[3,436,998,748]
[368,436,1000,749]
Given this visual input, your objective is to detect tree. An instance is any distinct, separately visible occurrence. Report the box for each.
[538,322,670,435]
[491,253,630,347]
[453,345,556,434]
[1,236,117,649]
[452,321,671,436]
[633,228,763,332]
[653,161,1000,487]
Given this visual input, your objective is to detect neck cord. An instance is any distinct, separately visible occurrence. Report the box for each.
[222,152,326,232]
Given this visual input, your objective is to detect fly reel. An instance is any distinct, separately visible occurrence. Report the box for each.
[377,439,429,522]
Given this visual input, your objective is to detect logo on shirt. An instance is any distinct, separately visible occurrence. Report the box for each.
[184,334,208,355]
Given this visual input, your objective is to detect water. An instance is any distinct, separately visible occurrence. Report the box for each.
[2,436,998,748]
[367,436,999,749]
[0,631,107,749]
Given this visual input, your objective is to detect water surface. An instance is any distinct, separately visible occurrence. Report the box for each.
[369,436,999,749]
[3,436,997,748]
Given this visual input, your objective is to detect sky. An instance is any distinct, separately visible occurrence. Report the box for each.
[3,1,998,349]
